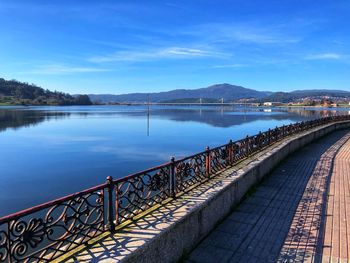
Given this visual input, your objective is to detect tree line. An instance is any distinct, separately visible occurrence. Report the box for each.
[0,78,92,105]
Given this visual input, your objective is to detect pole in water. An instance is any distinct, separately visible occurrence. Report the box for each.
[221,98,224,115]
[147,94,150,136]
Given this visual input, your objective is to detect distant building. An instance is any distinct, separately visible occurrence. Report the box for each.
[263,102,282,106]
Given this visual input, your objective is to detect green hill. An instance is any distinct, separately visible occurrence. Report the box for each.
[0,78,92,106]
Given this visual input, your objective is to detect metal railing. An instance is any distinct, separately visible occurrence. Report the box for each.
[0,115,349,262]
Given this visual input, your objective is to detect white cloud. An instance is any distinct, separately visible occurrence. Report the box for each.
[305,53,343,60]
[88,47,226,63]
[212,64,247,69]
[227,30,300,44]
[164,47,213,56]
[24,64,110,74]
[182,23,301,45]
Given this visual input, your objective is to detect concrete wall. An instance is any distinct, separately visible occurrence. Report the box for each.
[122,121,350,263]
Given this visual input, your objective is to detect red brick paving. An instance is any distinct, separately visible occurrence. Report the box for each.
[186,130,350,263]
[322,138,350,262]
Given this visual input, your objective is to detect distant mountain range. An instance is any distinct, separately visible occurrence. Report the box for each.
[89,83,350,103]
[1,78,349,105]
[88,84,272,103]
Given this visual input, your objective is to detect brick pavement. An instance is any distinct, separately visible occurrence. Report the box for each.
[185,130,350,263]
[321,136,350,262]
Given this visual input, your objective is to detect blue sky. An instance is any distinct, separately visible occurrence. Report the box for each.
[0,0,349,94]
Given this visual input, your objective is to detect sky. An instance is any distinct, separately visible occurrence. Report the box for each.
[0,0,349,94]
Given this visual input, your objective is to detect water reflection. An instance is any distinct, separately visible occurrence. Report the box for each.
[0,107,69,132]
[0,105,344,132]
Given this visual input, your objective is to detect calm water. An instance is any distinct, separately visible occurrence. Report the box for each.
[0,105,348,216]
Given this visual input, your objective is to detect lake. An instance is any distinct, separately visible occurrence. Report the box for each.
[0,105,348,216]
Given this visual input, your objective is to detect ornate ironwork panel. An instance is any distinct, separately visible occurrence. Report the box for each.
[0,224,9,262]
[257,132,268,148]
[175,153,207,192]
[249,135,261,153]
[210,145,231,173]
[116,166,171,224]
[270,127,278,142]
[0,187,105,262]
[233,140,245,162]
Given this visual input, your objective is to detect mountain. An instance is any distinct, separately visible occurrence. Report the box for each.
[0,78,92,105]
[88,83,271,103]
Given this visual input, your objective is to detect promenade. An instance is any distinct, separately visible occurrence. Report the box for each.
[186,129,350,263]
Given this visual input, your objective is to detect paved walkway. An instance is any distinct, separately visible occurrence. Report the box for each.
[185,130,350,263]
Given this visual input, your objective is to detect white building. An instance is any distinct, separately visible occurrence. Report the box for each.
[263,102,282,106]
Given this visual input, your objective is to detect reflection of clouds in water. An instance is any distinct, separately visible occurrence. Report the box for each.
[224,109,281,115]
[20,134,109,144]
[89,145,185,162]
[1,106,343,131]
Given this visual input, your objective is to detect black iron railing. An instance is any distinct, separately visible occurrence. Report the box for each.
[0,115,349,262]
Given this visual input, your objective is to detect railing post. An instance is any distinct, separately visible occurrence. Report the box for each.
[282,125,285,138]
[106,176,116,233]
[228,139,233,165]
[245,135,249,156]
[115,181,119,227]
[170,157,176,198]
[268,129,271,144]
[258,131,262,148]
[205,146,211,178]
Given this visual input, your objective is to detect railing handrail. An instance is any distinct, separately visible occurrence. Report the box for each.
[174,149,208,163]
[113,162,172,183]
[0,183,107,224]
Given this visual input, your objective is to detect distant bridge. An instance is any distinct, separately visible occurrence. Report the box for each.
[115,102,261,106]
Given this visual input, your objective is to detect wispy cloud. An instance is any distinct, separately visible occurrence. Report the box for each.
[165,47,214,56]
[212,64,247,69]
[88,47,227,63]
[305,53,343,60]
[23,64,110,75]
[227,30,300,44]
[182,23,301,45]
